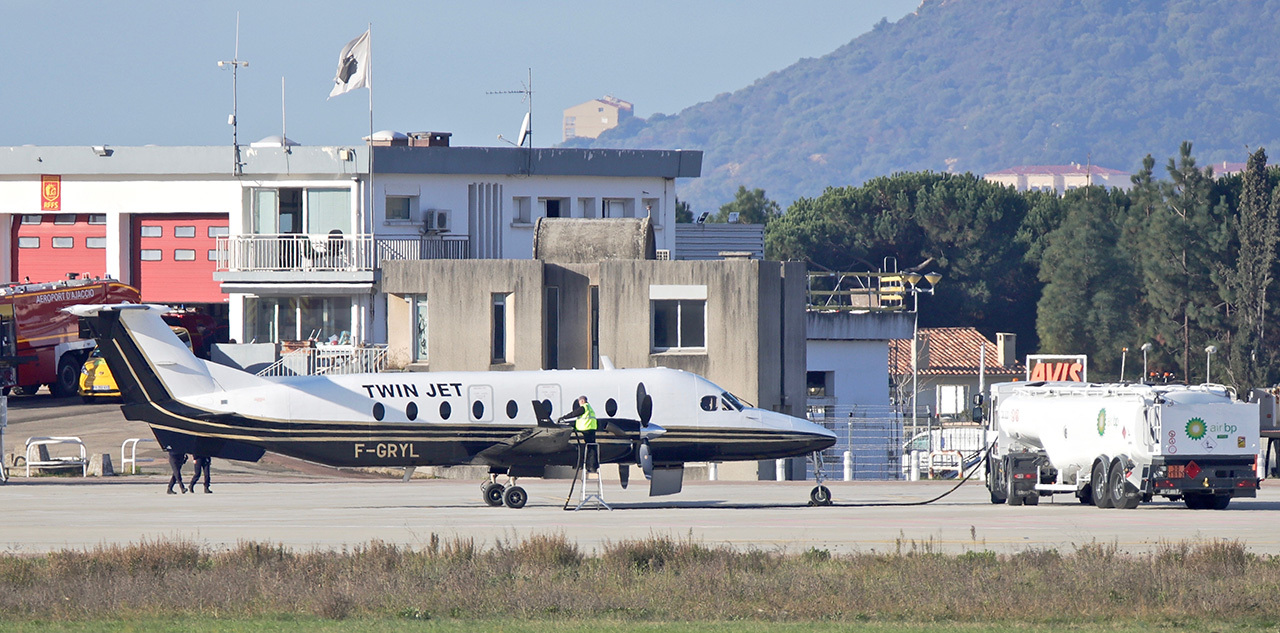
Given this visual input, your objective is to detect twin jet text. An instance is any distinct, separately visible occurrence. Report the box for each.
[361,382,463,399]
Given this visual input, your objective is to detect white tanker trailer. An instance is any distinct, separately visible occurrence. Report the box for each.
[982,381,1260,510]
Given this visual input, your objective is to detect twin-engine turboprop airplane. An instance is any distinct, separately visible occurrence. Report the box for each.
[71,304,837,508]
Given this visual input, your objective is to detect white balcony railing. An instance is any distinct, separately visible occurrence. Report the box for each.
[255,345,389,377]
[216,234,469,272]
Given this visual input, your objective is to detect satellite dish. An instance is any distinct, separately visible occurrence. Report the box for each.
[517,112,531,147]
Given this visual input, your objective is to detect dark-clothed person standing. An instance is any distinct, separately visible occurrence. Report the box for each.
[190,455,212,493]
[166,450,188,494]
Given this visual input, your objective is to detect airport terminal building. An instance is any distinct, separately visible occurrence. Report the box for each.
[0,135,701,346]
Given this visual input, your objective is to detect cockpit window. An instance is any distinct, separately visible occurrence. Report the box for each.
[720,392,745,411]
[700,395,717,412]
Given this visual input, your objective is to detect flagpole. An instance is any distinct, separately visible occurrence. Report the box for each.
[365,23,374,348]
[367,23,374,239]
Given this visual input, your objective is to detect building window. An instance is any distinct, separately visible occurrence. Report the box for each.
[20,215,42,225]
[140,249,162,261]
[544,286,559,369]
[246,296,351,343]
[491,293,512,364]
[86,237,107,249]
[650,284,707,352]
[603,198,631,218]
[88,214,107,225]
[386,196,414,221]
[651,300,706,351]
[412,294,428,362]
[174,226,196,238]
[207,249,219,261]
[578,197,596,218]
[513,197,531,224]
[140,226,162,238]
[18,237,39,248]
[540,197,567,218]
[51,237,74,249]
[807,371,833,398]
[174,249,196,261]
[208,226,229,238]
[54,214,76,225]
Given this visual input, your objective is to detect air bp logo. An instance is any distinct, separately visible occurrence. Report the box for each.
[1096,409,1107,436]
[1186,417,1208,440]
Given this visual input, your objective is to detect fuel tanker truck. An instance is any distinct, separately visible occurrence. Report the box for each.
[983,381,1260,510]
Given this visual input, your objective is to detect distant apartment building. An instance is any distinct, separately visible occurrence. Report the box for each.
[984,164,1130,194]
[563,96,633,141]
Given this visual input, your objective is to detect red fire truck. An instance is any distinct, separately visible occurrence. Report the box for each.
[0,278,140,397]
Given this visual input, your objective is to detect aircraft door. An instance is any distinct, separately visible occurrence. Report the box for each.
[536,384,563,420]
[468,385,493,422]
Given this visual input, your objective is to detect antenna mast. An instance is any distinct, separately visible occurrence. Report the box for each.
[487,68,533,148]
[217,13,250,175]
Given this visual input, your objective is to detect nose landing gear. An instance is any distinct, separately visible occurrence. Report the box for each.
[809,451,833,506]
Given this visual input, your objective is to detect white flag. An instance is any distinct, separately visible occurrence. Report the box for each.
[328,30,370,98]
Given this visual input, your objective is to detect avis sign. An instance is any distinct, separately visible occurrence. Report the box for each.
[1026,354,1088,382]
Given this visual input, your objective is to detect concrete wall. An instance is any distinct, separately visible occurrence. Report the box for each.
[808,339,892,409]
[383,259,545,371]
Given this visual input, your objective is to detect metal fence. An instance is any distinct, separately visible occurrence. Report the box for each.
[807,405,991,481]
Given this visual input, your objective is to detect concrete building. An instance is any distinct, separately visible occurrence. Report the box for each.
[0,137,701,347]
[380,226,807,481]
[984,164,1130,194]
[563,96,633,141]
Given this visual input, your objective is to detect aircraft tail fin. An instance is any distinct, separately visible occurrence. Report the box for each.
[69,304,265,404]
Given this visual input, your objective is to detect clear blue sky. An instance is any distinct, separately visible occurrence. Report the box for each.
[3,1,920,149]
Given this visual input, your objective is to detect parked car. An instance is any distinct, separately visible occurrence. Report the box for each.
[902,425,995,479]
[79,327,190,403]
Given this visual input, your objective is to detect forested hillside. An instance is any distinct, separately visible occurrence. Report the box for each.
[571,0,1280,212]
[767,145,1280,391]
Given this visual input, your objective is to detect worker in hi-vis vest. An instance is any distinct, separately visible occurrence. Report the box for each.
[558,395,599,472]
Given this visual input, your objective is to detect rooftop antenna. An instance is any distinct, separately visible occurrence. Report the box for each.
[488,68,533,148]
[217,12,249,175]
[281,76,290,154]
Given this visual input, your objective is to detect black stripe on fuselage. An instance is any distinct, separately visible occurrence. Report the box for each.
[88,309,834,466]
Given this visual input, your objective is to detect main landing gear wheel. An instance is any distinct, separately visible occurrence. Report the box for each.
[809,485,832,506]
[503,486,528,509]
[481,482,505,507]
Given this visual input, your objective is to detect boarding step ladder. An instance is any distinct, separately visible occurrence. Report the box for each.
[573,441,610,511]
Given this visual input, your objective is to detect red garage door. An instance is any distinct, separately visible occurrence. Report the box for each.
[12,213,108,283]
[131,214,229,303]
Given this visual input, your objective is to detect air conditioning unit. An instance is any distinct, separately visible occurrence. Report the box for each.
[422,209,450,233]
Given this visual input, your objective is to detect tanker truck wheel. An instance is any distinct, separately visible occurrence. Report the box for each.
[1006,477,1023,506]
[1210,495,1231,510]
[986,457,1006,504]
[1108,460,1141,509]
[1091,461,1113,509]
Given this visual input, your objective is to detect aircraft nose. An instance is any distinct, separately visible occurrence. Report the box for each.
[761,410,837,451]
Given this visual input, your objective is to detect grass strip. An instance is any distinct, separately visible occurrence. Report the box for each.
[1,535,1277,627]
